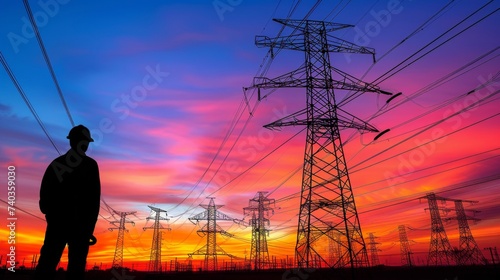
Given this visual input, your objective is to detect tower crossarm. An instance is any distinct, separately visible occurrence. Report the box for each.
[256,19,375,57]
[250,66,393,101]
[419,193,477,204]
[274,18,354,32]
[189,211,209,223]
[263,106,379,133]
[215,210,235,221]
[189,244,208,256]
[197,224,234,235]
[147,205,168,214]
[443,215,481,222]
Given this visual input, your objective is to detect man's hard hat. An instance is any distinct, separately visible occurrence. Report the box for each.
[67,125,94,142]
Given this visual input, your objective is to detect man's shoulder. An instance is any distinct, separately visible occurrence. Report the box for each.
[83,155,99,168]
[48,153,99,168]
[49,154,67,165]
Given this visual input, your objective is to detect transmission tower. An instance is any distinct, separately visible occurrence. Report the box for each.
[109,211,136,268]
[445,200,486,265]
[422,193,454,266]
[143,206,171,272]
[246,18,395,269]
[31,254,38,270]
[484,247,499,265]
[327,229,345,267]
[398,225,414,267]
[243,191,275,270]
[188,197,236,271]
[368,233,381,266]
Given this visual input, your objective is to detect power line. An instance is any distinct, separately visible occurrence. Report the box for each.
[22,0,75,127]
[338,1,497,107]
[349,89,500,174]
[359,173,500,215]
[237,3,500,213]
[357,0,458,81]
[268,88,500,207]
[374,3,498,86]
[0,198,45,222]
[0,52,62,155]
[167,0,322,223]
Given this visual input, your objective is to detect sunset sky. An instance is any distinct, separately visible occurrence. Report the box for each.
[1,0,499,270]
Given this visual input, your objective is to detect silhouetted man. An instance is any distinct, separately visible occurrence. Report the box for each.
[35,125,101,280]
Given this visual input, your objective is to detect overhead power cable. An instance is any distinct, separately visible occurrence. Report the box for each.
[373,3,498,86]
[359,0,458,80]
[0,198,45,222]
[167,1,322,220]
[350,90,500,174]
[338,1,497,107]
[22,0,75,127]
[359,173,500,214]
[0,52,62,155]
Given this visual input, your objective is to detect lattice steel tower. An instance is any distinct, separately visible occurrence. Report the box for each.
[143,206,170,272]
[484,247,499,265]
[423,193,454,266]
[244,192,275,270]
[368,233,380,266]
[327,229,344,267]
[109,211,136,268]
[188,197,235,271]
[446,200,486,265]
[247,19,395,269]
[398,225,414,267]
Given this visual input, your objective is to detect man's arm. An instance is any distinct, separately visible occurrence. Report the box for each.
[89,159,101,227]
[93,161,101,220]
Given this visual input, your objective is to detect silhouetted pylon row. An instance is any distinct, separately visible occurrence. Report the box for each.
[368,233,381,266]
[421,192,486,266]
[143,206,170,272]
[188,197,236,271]
[109,210,136,269]
[398,225,414,267]
[243,191,275,270]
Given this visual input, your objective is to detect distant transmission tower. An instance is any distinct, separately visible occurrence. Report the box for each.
[109,211,136,268]
[188,197,236,271]
[368,233,380,266]
[484,247,499,265]
[246,18,395,269]
[423,193,454,266]
[446,200,486,265]
[327,230,344,267]
[243,192,275,270]
[398,225,414,267]
[143,206,170,272]
[31,254,38,270]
